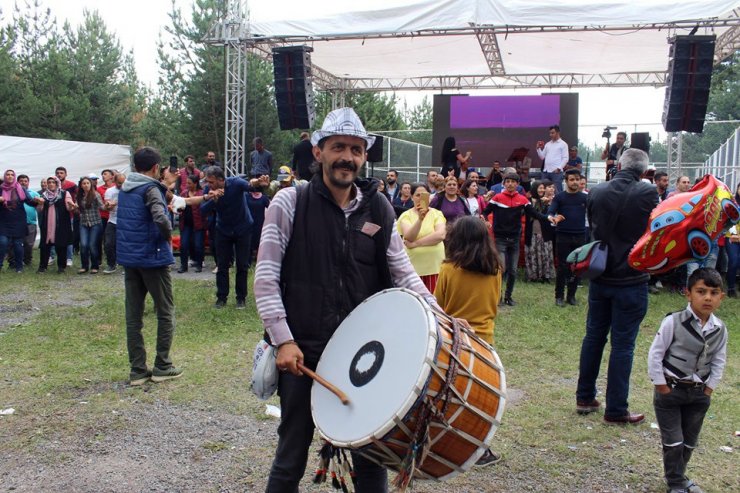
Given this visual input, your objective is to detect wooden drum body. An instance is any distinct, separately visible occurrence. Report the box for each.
[311,288,506,482]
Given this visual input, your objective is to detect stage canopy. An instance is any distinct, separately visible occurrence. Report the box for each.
[243,0,740,90]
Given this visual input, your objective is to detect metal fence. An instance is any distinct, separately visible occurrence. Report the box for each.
[700,126,740,190]
[364,132,433,183]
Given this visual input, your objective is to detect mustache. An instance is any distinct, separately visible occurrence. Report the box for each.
[331,160,357,172]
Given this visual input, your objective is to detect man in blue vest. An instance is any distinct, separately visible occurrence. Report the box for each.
[117,147,182,386]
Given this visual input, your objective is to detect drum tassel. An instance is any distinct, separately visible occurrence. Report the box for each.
[313,442,333,484]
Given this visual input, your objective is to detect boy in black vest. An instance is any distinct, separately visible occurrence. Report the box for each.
[647,268,728,493]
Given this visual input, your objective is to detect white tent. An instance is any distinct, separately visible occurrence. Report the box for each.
[0,135,131,190]
[247,0,740,90]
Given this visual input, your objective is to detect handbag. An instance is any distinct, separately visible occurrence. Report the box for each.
[566,186,632,280]
[567,240,608,279]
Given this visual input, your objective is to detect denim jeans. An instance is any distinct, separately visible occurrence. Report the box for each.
[495,236,520,300]
[79,222,103,270]
[0,234,24,272]
[180,225,205,268]
[576,280,648,418]
[266,366,388,493]
[216,229,252,302]
[726,241,739,291]
[542,171,563,192]
[685,242,719,286]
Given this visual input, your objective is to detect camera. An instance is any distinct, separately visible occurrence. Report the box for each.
[602,126,617,139]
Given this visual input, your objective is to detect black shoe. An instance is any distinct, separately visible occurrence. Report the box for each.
[194,265,202,273]
[474,449,502,467]
[214,299,226,309]
[504,298,516,307]
[37,268,47,274]
[235,300,246,310]
[566,297,577,306]
[57,267,65,274]
[177,266,188,273]
[555,298,565,307]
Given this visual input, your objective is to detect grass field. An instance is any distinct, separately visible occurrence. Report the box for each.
[0,267,737,492]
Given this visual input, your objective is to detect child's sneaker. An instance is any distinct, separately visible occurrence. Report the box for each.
[151,366,183,382]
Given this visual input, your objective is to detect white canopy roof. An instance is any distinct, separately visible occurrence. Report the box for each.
[244,0,740,90]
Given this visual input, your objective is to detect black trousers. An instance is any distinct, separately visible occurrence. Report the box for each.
[555,232,585,300]
[104,222,117,269]
[266,365,388,492]
[654,386,711,490]
[215,229,251,302]
[39,242,66,271]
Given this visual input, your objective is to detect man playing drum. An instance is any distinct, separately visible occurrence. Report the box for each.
[254,107,441,492]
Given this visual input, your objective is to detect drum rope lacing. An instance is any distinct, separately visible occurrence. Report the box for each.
[392,317,462,491]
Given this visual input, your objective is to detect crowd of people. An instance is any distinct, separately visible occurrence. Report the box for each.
[0,107,736,493]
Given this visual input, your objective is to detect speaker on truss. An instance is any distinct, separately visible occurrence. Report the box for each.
[366,134,384,163]
[272,46,316,130]
[662,35,716,134]
[630,132,651,154]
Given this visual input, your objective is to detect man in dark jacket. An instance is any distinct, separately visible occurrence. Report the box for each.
[575,148,658,424]
[255,107,441,492]
[117,147,182,386]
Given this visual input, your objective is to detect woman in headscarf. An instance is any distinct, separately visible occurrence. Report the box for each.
[37,176,76,273]
[0,169,37,273]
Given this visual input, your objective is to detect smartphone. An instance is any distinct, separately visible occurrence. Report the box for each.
[419,190,430,209]
[169,156,178,173]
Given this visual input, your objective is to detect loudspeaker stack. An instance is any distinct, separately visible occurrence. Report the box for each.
[662,35,716,133]
[272,46,316,130]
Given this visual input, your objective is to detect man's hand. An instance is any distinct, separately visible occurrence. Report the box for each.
[258,175,271,186]
[655,384,671,395]
[704,386,713,396]
[276,342,304,376]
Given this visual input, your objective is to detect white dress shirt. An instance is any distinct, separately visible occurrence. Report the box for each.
[536,138,569,172]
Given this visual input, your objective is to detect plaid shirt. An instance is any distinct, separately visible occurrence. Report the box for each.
[79,192,104,227]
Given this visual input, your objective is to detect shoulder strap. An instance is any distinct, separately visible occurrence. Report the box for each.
[604,184,635,233]
[369,193,394,289]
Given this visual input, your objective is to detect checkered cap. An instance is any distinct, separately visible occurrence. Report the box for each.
[311,107,375,149]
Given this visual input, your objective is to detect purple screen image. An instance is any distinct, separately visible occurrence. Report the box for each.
[450,95,560,129]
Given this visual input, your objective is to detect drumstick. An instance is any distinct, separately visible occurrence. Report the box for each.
[297,362,351,406]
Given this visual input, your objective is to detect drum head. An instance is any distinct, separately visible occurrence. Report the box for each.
[311,288,438,448]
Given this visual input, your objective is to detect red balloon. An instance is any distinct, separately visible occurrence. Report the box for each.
[629,175,740,274]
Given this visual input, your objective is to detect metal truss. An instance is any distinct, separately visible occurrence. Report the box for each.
[204,0,249,176]
[321,71,668,92]
[714,9,740,64]
[475,28,505,75]
[667,132,683,178]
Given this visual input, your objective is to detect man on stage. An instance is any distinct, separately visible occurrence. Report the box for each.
[536,125,569,192]
[254,107,439,492]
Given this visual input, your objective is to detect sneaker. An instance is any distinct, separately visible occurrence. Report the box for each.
[57,267,65,274]
[151,366,183,382]
[236,299,246,310]
[504,298,516,307]
[66,259,73,267]
[48,257,55,266]
[212,266,218,274]
[177,266,188,273]
[686,480,704,493]
[666,488,689,493]
[103,266,117,274]
[475,449,502,467]
[194,265,202,273]
[566,296,577,306]
[555,298,565,307]
[189,260,197,267]
[37,268,47,274]
[648,285,661,294]
[214,299,226,309]
[576,399,601,415]
[129,370,152,386]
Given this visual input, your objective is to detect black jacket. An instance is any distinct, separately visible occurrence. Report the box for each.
[587,168,658,285]
[291,139,315,181]
[279,175,394,363]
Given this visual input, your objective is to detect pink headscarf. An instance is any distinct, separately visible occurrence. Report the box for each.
[1,169,26,206]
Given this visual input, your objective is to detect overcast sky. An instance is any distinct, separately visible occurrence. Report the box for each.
[0,0,670,149]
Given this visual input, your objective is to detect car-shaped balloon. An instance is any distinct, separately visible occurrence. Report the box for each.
[629,174,740,274]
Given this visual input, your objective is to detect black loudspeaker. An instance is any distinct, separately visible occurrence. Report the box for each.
[366,134,384,163]
[630,132,651,154]
[662,35,715,133]
[272,46,316,130]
